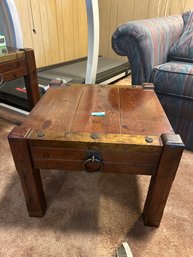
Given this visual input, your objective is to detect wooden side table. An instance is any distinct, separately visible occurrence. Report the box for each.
[8,84,184,227]
[0,48,40,110]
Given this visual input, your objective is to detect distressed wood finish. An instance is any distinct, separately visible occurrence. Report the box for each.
[8,127,46,217]
[28,131,162,175]
[0,59,26,74]
[143,134,184,226]
[8,84,184,226]
[0,48,40,109]
[22,48,41,109]
[30,145,161,174]
[20,84,173,133]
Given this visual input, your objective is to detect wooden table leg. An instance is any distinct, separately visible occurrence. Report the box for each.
[143,134,184,227]
[23,48,40,109]
[8,127,46,217]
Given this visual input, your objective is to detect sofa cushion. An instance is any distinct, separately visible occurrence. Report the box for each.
[182,10,193,29]
[151,61,193,98]
[157,93,193,150]
[169,10,193,61]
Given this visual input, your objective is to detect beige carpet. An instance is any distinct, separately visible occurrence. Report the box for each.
[0,107,193,257]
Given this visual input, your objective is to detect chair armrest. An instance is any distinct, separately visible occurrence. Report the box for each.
[112,15,183,84]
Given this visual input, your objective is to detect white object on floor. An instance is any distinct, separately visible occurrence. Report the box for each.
[116,242,133,257]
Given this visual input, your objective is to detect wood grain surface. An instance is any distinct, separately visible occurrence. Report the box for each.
[20,84,173,136]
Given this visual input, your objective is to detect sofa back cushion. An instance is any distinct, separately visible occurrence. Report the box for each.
[169,10,193,61]
[182,10,193,29]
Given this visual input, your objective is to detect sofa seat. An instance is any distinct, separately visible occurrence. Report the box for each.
[157,92,193,149]
[150,61,193,149]
[151,61,193,97]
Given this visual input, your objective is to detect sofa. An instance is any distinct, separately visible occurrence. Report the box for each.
[112,10,193,150]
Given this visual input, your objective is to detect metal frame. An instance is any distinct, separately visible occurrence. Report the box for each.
[85,0,99,84]
[4,0,23,48]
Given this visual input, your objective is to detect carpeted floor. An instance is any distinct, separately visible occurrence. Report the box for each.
[0,88,193,257]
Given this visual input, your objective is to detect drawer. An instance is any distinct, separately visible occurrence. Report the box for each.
[29,131,162,175]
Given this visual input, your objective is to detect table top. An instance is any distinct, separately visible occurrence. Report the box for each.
[0,47,25,63]
[21,84,173,138]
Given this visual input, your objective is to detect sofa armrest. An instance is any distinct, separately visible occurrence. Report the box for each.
[112,15,183,84]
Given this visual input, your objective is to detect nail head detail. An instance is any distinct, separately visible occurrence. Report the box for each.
[37,131,45,137]
[91,133,99,140]
[145,136,153,143]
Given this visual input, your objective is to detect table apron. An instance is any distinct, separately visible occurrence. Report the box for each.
[1,68,28,82]
[30,146,161,175]
[0,58,26,73]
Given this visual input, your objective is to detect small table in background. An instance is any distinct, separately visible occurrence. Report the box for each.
[0,48,40,110]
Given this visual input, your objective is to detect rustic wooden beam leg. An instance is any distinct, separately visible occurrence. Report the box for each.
[8,127,46,217]
[143,134,184,227]
[22,48,40,109]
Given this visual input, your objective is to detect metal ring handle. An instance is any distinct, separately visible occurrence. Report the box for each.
[0,74,3,85]
[83,155,104,173]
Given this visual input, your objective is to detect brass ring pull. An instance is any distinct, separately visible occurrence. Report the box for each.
[83,155,104,173]
[0,74,3,85]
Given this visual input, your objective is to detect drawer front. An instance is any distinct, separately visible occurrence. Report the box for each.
[30,146,161,175]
